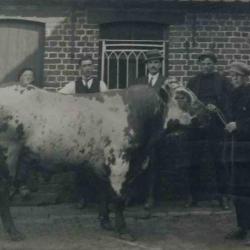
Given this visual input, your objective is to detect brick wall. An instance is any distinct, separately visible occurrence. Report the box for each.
[0,7,100,90]
[44,10,99,89]
[168,12,250,85]
[1,6,250,89]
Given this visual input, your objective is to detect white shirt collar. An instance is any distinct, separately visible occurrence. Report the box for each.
[148,73,159,86]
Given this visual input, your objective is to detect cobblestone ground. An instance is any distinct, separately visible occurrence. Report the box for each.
[0,202,249,250]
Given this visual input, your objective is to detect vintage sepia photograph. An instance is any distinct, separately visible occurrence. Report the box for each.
[0,0,250,249]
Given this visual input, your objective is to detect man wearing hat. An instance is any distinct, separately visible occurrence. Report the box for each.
[225,62,250,244]
[134,49,166,209]
[186,51,232,208]
[135,49,166,93]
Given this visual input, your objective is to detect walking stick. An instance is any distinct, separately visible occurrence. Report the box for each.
[213,106,235,197]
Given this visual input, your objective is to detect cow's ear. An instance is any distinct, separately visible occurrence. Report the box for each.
[159,86,170,103]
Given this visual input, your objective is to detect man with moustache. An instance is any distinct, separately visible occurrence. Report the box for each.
[134,49,166,210]
[135,49,166,94]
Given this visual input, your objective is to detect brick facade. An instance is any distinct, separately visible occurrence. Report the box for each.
[43,10,100,89]
[1,5,250,89]
[168,12,250,84]
[2,2,250,203]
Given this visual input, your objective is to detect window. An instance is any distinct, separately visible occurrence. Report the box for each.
[100,22,168,89]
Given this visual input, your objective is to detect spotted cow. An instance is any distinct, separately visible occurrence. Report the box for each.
[0,82,207,241]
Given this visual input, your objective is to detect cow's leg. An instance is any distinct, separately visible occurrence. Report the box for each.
[113,197,135,241]
[0,178,24,241]
[98,182,113,230]
[144,164,156,211]
[144,135,163,212]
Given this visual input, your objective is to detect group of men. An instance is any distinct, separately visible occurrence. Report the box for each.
[16,49,250,244]
[135,49,250,245]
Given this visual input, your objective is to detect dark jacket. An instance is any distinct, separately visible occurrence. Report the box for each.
[187,72,232,140]
[187,72,231,116]
[135,74,165,94]
[230,85,250,162]
[75,77,100,94]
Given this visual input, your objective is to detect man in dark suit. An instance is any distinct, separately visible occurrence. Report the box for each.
[225,62,250,244]
[135,49,166,94]
[134,49,166,209]
[187,51,231,208]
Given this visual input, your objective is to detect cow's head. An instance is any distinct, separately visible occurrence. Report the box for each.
[159,79,208,130]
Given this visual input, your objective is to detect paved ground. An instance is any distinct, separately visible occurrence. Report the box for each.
[0,202,249,250]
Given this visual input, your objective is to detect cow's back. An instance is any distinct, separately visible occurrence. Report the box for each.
[0,85,129,167]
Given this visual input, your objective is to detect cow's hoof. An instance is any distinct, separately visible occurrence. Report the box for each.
[9,230,25,241]
[100,219,113,231]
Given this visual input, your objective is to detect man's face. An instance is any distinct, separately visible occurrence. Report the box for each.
[20,70,34,86]
[230,72,246,89]
[79,59,93,78]
[200,57,215,75]
[147,59,162,75]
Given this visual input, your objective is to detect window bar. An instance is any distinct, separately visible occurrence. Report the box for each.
[135,52,140,79]
[126,52,130,88]
[101,40,105,81]
[142,51,147,75]
[162,42,165,76]
[107,52,111,88]
[116,52,120,89]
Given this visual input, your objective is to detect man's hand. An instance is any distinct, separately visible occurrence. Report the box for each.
[225,121,237,133]
[206,103,217,112]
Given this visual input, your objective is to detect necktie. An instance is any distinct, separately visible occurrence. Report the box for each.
[149,76,153,86]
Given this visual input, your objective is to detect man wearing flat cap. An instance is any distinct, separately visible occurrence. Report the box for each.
[186,51,232,208]
[135,49,166,94]
[225,62,250,244]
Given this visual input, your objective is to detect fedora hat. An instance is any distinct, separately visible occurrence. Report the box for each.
[198,51,217,63]
[144,49,163,63]
[229,62,250,76]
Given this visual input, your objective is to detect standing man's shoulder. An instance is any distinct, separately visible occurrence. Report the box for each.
[158,74,166,83]
[214,71,228,80]
[99,79,108,92]
[214,72,232,90]
[89,77,108,92]
[187,73,202,89]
